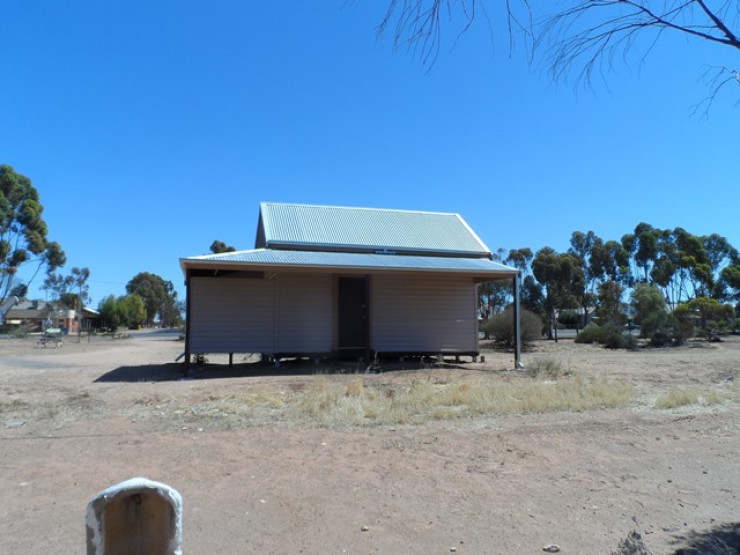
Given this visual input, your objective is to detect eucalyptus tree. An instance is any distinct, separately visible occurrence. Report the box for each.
[43,267,91,308]
[479,247,533,320]
[649,227,712,307]
[532,247,584,341]
[701,234,739,299]
[0,165,66,302]
[126,272,179,326]
[568,230,600,325]
[721,265,740,301]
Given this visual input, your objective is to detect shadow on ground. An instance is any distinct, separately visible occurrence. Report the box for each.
[670,522,740,554]
[94,357,484,383]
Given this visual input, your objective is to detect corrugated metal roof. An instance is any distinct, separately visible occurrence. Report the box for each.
[181,249,517,276]
[257,202,492,257]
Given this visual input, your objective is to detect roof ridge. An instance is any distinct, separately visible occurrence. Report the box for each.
[260,201,460,218]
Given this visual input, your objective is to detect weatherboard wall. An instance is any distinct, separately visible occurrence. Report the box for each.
[275,273,333,353]
[188,272,479,356]
[188,274,333,355]
[189,276,276,354]
[370,274,477,353]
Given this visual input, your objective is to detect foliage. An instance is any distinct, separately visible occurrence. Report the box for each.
[532,247,584,339]
[520,274,544,315]
[0,164,66,302]
[721,265,740,301]
[117,294,147,329]
[484,306,542,349]
[98,294,147,330]
[478,248,532,322]
[126,272,179,326]
[575,323,607,344]
[630,282,666,326]
[595,280,627,327]
[42,267,91,308]
[478,278,510,322]
[98,295,121,331]
[674,297,735,340]
[630,282,688,346]
[575,322,636,350]
[603,328,638,350]
[556,309,580,328]
[9,282,28,299]
[210,240,236,254]
[641,310,686,347]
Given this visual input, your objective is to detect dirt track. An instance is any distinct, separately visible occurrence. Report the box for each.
[1,331,738,554]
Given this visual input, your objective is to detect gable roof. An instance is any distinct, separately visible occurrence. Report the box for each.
[255,202,492,258]
[4,300,54,319]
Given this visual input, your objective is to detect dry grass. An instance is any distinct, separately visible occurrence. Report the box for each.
[655,383,740,409]
[524,355,572,379]
[123,373,636,430]
[0,390,105,430]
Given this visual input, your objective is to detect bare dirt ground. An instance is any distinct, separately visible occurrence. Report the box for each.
[1,330,738,554]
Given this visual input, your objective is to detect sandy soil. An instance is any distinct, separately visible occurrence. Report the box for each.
[0,330,738,554]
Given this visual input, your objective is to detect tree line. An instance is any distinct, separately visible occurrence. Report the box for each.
[97,272,182,331]
[483,224,740,347]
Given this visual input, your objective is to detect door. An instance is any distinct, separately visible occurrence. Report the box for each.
[337,277,368,351]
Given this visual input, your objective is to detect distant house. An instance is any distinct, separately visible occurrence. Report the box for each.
[4,300,56,332]
[3,300,99,333]
[179,202,520,366]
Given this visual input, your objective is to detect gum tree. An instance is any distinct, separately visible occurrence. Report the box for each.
[0,165,65,302]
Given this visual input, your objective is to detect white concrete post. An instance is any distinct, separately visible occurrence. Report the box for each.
[86,477,183,555]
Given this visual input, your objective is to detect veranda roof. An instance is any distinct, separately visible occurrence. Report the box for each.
[180,248,517,280]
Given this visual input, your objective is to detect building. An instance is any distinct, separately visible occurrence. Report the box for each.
[3,300,99,333]
[179,202,521,367]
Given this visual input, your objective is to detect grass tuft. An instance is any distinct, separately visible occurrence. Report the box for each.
[525,356,572,379]
[655,386,739,409]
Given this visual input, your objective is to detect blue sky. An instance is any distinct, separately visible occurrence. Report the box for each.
[2,1,738,305]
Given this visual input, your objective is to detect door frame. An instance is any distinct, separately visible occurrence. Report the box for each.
[335,275,370,360]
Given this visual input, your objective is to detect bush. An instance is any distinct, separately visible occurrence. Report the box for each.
[576,322,637,350]
[603,328,638,350]
[642,311,686,347]
[484,307,542,349]
[575,323,606,344]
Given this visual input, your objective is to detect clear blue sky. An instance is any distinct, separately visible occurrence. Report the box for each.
[2,2,738,306]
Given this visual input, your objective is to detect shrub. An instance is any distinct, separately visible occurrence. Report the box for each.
[576,322,637,350]
[603,328,638,350]
[575,322,606,344]
[642,311,686,347]
[484,307,542,349]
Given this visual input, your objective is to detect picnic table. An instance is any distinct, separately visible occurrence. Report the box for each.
[37,328,63,348]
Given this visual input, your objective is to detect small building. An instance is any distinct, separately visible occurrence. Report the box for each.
[179,202,520,366]
[4,300,56,332]
[3,300,98,333]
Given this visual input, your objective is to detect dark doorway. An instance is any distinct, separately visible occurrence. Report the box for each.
[337,277,368,353]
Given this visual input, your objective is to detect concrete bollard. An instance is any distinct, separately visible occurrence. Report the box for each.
[86,477,183,555]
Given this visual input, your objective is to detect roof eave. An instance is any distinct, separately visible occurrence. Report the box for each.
[180,256,518,281]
